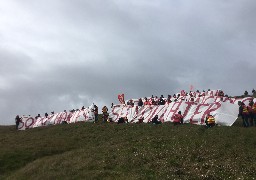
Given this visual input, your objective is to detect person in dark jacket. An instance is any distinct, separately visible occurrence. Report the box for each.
[15,115,21,130]
[238,102,249,127]
[118,117,128,124]
[159,96,166,105]
[138,98,143,106]
[152,115,161,124]
[93,105,98,122]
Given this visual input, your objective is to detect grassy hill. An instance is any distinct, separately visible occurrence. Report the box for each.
[0,116,256,179]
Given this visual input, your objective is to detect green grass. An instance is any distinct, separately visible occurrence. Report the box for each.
[0,116,256,179]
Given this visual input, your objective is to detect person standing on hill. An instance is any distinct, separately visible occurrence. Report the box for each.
[239,102,249,127]
[15,115,21,130]
[93,105,98,122]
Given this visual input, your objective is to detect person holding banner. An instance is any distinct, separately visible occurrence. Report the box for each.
[102,106,109,123]
[15,115,22,130]
[238,102,249,127]
[93,105,98,122]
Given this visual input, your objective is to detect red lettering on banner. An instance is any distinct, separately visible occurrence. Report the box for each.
[222,97,234,104]
[119,105,126,118]
[135,106,139,117]
[82,110,87,120]
[76,111,83,122]
[202,102,222,121]
[190,104,209,124]
[183,102,195,117]
[55,113,66,124]
[76,111,82,122]
[195,97,200,103]
[158,105,168,122]
[69,111,77,123]
[242,97,254,104]
[124,105,131,117]
[36,117,44,127]
[130,106,140,123]
[43,116,51,126]
[135,106,147,120]
[201,96,215,104]
[144,105,155,122]
[73,111,79,123]
[66,112,73,123]
[166,101,183,121]
[53,113,60,124]
[25,117,35,128]
[62,112,68,121]
[111,105,122,121]
[155,105,165,114]
[18,121,24,130]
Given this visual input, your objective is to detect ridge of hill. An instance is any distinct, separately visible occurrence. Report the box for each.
[0,116,256,179]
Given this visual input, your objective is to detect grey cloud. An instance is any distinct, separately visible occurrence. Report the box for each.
[0,0,256,124]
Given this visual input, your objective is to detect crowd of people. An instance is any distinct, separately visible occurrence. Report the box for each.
[126,89,228,107]
[238,100,256,127]
[15,89,255,129]
[125,88,256,107]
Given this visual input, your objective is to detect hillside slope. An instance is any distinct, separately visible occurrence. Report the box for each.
[0,118,256,179]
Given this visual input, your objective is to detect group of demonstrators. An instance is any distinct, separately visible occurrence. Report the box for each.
[116,111,216,128]
[15,88,255,130]
[126,89,227,107]
[238,100,256,127]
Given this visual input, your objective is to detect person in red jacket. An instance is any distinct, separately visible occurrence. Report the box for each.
[173,111,183,125]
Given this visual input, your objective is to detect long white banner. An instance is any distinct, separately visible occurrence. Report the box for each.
[109,101,239,126]
[18,108,95,130]
[18,91,255,129]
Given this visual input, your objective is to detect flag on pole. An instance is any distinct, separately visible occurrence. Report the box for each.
[118,94,125,104]
[180,90,186,96]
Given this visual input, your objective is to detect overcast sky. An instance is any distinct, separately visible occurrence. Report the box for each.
[0,0,255,125]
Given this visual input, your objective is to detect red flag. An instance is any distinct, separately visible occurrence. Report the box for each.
[180,90,186,96]
[118,94,125,104]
